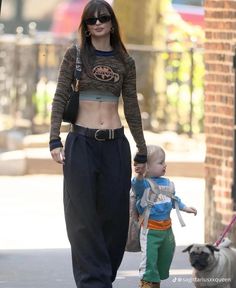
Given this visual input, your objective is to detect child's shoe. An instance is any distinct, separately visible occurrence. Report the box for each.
[139,280,160,288]
[152,283,160,288]
[139,280,153,288]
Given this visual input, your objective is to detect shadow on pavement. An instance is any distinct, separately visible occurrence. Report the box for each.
[0,246,194,288]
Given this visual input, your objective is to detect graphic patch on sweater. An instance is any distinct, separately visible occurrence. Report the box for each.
[92,65,120,82]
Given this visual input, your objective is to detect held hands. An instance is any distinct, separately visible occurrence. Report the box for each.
[50,147,65,164]
[182,206,197,216]
[134,162,146,179]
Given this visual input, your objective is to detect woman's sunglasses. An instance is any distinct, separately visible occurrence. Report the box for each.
[85,15,111,25]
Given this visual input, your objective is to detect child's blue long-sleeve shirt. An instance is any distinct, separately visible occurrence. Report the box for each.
[132,176,186,221]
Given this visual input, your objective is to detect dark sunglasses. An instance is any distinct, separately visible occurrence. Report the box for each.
[85,15,111,25]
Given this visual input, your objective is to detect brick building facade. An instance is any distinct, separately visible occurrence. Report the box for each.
[204,0,236,243]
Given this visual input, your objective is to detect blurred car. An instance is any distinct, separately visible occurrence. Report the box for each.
[172,0,204,27]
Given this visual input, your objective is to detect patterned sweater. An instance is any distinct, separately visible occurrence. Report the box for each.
[50,44,147,160]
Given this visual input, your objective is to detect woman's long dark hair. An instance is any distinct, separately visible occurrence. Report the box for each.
[79,0,127,71]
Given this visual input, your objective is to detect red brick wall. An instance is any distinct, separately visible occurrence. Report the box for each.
[204,0,236,243]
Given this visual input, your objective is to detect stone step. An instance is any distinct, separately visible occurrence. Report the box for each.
[0,147,204,177]
[0,129,205,177]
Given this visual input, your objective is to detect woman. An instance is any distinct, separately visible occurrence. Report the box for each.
[49,1,147,287]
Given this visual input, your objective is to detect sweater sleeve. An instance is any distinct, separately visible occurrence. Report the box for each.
[131,177,148,200]
[171,181,186,210]
[49,45,76,142]
[122,57,147,163]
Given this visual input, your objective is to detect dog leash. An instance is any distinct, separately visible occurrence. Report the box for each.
[215,214,236,247]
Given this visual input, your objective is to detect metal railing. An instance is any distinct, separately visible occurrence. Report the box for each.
[127,44,204,136]
[0,24,204,136]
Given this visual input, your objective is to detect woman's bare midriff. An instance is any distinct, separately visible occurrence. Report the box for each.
[75,100,122,129]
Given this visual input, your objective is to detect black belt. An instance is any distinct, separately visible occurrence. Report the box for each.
[71,125,124,141]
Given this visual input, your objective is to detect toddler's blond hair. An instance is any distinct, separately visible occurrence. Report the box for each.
[145,145,165,177]
[147,145,165,162]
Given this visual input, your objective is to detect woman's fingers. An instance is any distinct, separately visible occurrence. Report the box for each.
[134,163,146,175]
[61,148,65,161]
[51,147,64,164]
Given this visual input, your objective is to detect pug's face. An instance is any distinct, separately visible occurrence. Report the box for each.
[183,244,219,271]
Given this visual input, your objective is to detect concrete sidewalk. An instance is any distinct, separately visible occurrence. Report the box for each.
[0,175,204,288]
[0,247,195,288]
[0,175,204,250]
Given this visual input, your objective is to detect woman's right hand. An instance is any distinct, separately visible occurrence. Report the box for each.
[50,147,65,164]
[134,162,146,175]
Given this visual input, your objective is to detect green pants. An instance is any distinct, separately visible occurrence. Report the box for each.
[139,227,175,282]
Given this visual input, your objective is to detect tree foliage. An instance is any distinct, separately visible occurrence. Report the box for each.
[113,0,171,45]
[113,0,204,134]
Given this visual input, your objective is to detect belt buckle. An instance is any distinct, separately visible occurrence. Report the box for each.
[95,129,106,141]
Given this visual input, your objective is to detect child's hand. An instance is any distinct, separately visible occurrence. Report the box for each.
[134,162,146,177]
[182,206,197,216]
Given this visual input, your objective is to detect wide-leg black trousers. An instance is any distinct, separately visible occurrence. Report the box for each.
[63,129,131,288]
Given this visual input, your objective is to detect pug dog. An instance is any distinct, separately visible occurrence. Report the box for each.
[182,240,236,288]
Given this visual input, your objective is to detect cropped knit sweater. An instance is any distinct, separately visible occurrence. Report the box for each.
[50,44,147,161]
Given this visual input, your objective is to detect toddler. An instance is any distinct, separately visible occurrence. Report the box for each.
[132,145,197,288]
